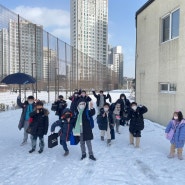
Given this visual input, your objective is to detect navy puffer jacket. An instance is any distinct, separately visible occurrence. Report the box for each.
[97,108,114,130]
[51,118,75,142]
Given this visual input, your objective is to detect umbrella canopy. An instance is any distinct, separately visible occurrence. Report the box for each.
[1,72,36,85]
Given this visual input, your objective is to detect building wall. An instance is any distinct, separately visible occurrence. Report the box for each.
[136,0,185,125]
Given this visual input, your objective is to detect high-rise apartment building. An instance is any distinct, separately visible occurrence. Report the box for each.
[9,20,43,79]
[70,0,108,80]
[108,45,124,86]
[43,47,57,81]
[0,28,9,78]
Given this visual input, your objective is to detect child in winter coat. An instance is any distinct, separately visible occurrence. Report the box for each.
[113,103,121,134]
[17,94,36,145]
[73,99,96,161]
[28,101,49,154]
[97,103,114,146]
[79,90,92,109]
[126,102,148,148]
[92,89,112,114]
[165,111,185,160]
[70,92,80,114]
[51,108,75,156]
[52,95,67,120]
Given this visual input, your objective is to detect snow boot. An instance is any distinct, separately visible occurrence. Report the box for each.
[101,136,104,141]
[129,133,134,145]
[116,125,120,134]
[81,153,86,160]
[107,139,111,146]
[167,144,175,158]
[135,137,140,148]
[89,155,96,161]
[177,148,183,160]
[29,149,35,153]
[64,151,69,156]
[38,149,43,154]
[21,140,27,146]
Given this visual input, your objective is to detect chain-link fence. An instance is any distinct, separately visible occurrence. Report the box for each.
[0,4,118,102]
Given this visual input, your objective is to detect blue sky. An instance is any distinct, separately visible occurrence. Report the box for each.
[0,0,148,78]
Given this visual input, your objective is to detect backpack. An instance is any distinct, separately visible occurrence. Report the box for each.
[51,103,57,111]
[110,103,115,112]
[86,109,94,129]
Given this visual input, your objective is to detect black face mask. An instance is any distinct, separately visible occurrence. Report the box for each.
[65,114,71,119]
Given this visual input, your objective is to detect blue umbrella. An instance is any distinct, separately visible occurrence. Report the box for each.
[1,72,36,84]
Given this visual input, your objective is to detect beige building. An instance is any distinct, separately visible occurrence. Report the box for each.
[136,0,185,125]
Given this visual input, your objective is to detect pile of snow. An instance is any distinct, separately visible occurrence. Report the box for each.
[0,92,185,185]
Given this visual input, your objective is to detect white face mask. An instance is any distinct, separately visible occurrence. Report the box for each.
[174,116,178,120]
[81,94,85,97]
[104,107,109,112]
[132,106,137,111]
[28,100,34,104]
[79,104,85,110]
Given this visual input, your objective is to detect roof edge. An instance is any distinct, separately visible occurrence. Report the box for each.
[135,0,155,18]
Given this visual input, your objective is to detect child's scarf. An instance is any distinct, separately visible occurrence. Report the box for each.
[73,109,83,136]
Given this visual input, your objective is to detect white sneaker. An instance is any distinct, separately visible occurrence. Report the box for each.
[20,141,27,146]
[178,155,183,160]
[167,154,174,158]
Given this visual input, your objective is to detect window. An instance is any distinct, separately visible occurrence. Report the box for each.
[160,83,176,93]
[171,9,180,38]
[162,9,180,42]
[162,15,170,42]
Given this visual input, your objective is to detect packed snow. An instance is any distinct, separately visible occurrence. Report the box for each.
[0,91,185,185]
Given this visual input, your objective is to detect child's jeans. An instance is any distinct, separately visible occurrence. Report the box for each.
[31,135,44,150]
[60,140,69,152]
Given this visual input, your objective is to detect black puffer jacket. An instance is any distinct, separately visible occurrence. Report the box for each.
[115,96,130,113]
[97,108,114,130]
[74,108,95,141]
[127,106,148,133]
[54,100,67,117]
[70,96,80,113]
[29,108,49,136]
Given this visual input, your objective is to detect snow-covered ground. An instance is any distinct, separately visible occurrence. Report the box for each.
[0,92,185,185]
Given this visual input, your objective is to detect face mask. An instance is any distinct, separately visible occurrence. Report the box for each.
[79,104,85,110]
[28,100,34,104]
[117,107,121,110]
[74,94,78,97]
[104,107,109,112]
[132,106,137,111]
[65,114,71,119]
[37,108,43,112]
[81,94,85,97]
[174,116,178,120]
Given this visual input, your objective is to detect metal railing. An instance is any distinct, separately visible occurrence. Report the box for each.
[0,4,119,102]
